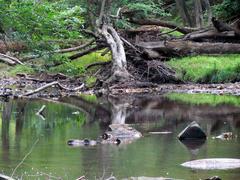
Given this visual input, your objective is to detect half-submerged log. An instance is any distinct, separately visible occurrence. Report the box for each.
[178,121,206,140]
[181,158,240,170]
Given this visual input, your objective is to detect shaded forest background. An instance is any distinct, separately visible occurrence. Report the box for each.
[0,0,240,86]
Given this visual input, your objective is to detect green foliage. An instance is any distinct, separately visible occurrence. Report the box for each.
[8,64,35,76]
[166,93,240,107]
[160,28,184,37]
[213,0,240,19]
[85,76,97,88]
[79,94,97,103]
[0,0,84,50]
[126,1,170,18]
[167,55,240,83]
[111,0,171,29]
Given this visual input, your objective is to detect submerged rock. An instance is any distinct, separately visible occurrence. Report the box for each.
[181,158,240,170]
[101,124,142,145]
[178,121,206,140]
[214,132,234,140]
[68,124,142,147]
[67,139,98,147]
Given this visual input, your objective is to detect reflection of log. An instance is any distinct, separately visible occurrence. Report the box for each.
[138,40,240,56]
[125,96,240,133]
[58,96,111,124]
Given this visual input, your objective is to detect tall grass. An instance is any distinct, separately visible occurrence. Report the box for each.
[167,55,240,83]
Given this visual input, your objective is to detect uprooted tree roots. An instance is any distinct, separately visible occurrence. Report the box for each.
[95,56,181,88]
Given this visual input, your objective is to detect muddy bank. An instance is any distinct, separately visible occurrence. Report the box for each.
[0,76,240,98]
[109,83,240,96]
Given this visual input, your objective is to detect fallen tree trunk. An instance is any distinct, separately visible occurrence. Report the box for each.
[129,18,198,34]
[184,29,237,41]
[138,40,240,56]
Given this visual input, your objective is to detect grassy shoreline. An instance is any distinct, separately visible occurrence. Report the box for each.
[167,54,240,83]
[1,54,240,85]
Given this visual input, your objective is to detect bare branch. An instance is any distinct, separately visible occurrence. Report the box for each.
[54,39,95,53]
[0,53,24,65]
[69,45,103,60]
[86,61,110,70]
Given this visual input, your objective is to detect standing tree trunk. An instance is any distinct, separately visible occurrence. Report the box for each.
[175,0,193,27]
[203,0,212,26]
[99,25,130,82]
[195,0,204,28]
[97,0,130,83]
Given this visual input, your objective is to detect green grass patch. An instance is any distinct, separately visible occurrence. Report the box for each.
[166,93,240,107]
[161,28,184,37]
[85,76,97,88]
[79,94,97,103]
[5,64,35,77]
[49,50,111,76]
[167,54,240,83]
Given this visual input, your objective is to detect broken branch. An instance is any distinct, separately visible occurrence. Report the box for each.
[54,39,95,53]
[22,81,84,96]
[86,61,111,70]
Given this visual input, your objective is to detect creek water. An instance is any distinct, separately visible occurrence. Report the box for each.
[0,94,239,180]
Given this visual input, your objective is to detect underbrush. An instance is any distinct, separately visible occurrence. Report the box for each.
[167,55,240,83]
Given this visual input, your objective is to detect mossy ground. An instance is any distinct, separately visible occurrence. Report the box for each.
[0,50,111,87]
[167,54,240,83]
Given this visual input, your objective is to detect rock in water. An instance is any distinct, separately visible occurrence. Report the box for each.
[181,158,240,170]
[178,121,206,140]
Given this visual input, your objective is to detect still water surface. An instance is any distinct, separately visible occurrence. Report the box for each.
[0,94,239,179]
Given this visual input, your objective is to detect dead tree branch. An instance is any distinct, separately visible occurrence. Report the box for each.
[22,81,84,96]
[54,39,95,53]
[69,45,103,60]
[0,53,24,65]
[86,61,111,70]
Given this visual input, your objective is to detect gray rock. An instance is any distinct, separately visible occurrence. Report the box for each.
[181,158,240,170]
[178,121,206,140]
